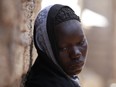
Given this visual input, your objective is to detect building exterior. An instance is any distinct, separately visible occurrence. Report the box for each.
[0,0,116,87]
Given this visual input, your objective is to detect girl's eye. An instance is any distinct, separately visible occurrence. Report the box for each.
[79,39,85,45]
[62,47,68,50]
[59,47,68,51]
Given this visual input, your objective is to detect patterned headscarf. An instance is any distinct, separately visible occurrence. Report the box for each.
[34,5,58,65]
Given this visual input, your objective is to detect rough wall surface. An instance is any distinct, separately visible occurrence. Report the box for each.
[0,0,41,87]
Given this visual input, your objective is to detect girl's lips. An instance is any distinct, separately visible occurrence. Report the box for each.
[67,61,84,75]
[69,62,84,70]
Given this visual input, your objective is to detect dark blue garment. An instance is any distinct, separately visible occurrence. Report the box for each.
[25,51,80,87]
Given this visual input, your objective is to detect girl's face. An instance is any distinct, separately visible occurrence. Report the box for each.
[54,20,88,76]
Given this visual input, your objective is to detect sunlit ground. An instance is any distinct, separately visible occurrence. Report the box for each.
[110,83,116,87]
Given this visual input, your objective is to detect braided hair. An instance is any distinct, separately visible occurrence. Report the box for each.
[55,6,81,25]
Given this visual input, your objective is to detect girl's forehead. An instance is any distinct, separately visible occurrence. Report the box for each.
[54,20,84,44]
[54,20,83,36]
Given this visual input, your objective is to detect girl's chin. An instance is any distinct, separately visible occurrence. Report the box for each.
[67,68,82,76]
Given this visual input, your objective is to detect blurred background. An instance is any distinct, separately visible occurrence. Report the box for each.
[0,0,116,87]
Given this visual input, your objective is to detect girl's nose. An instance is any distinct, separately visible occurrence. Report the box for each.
[69,46,82,59]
